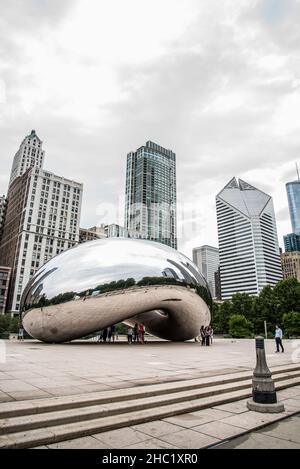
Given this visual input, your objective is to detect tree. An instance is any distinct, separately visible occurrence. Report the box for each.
[230,293,254,322]
[252,285,278,334]
[273,278,300,315]
[213,301,232,334]
[0,315,20,337]
[0,315,10,334]
[282,311,300,337]
[229,314,253,338]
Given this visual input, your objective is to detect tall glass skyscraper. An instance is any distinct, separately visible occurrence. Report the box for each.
[286,180,300,234]
[125,141,177,249]
[216,177,282,299]
[284,233,300,252]
[192,245,219,298]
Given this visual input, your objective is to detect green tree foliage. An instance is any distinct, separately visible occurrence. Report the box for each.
[212,279,300,336]
[252,285,278,333]
[229,314,253,338]
[230,293,253,321]
[0,315,10,333]
[273,278,300,315]
[0,315,20,336]
[282,311,300,337]
[213,301,232,334]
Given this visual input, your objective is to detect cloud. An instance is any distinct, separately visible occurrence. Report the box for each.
[0,0,299,258]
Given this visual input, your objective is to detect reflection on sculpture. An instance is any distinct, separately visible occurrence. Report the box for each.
[21,238,212,343]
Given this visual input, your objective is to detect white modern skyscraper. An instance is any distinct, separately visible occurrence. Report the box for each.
[192,245,219,298]
[216,177,282,299]
[9,130,45,186]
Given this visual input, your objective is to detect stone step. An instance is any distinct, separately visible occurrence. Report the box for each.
[1,375,300,449]
[1,362,299,419]
[1,369,299,436]
[0,379,252,435]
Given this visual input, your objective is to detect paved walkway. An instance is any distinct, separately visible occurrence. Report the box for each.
[33,387,300,449]
[0,338,298,402]
[2,338,300,449]
[214,412,300,449]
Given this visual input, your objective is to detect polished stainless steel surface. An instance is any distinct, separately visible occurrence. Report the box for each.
[21,238,212,342]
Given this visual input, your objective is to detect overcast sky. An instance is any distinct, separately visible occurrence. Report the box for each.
[1,0,300,258]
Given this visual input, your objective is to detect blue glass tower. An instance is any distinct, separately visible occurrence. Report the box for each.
[286,181,300,234]
[284,233,300,252]
[125,141,177,249]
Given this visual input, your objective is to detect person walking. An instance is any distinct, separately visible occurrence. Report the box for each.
[127,326,133,344]
[107,326,112,342]
[275,325,284,353]
[138,323,145,344]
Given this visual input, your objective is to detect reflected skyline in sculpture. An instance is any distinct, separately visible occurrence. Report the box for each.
[21,239,212,343]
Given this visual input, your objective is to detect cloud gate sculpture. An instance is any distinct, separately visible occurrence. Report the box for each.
[21,238,212,343]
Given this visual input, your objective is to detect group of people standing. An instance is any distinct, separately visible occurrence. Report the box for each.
[127,323,146,344]
[196,325,213,346]
[98,324,117,342]
[97,323,146,344]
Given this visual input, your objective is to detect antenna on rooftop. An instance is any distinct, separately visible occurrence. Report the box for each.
[296,162,300,181]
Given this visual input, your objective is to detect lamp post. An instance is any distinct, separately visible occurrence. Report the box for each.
[247,336,284,413]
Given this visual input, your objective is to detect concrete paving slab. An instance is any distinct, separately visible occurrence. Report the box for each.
[6,390,51,401]
[259,415,300,444]
[164,408,233,429]
[213,400,249,414]
[46,386,89,397]
[193,421,247,440]
[215,432,300,449]
[158,428,220,449]
[0,391,14,403]
[131,420,182,438]
[0,380,39,392]
[126,438,179,449]
[92,427,151,448]
[47,436,110,449]
[221,410,289,430]
[76,384,114,393]
[0,372,14,380]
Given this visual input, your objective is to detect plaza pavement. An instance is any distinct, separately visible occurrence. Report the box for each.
[0,338,298,402]
[214,412,300,449]
[1,337,300,448]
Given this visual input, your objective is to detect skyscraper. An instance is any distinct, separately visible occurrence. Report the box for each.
[284,233,300,252]
[9,130,45,187]
[0,266,11,314]
[0,195,7,244]
[286,179,300,235]
[125,141,177,249]
[0,132,82,313]
[284,169,300,253]
[192,245,219,298]
[216,177,282,299]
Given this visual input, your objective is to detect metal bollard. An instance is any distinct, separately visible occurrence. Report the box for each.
[247,336,285,413]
